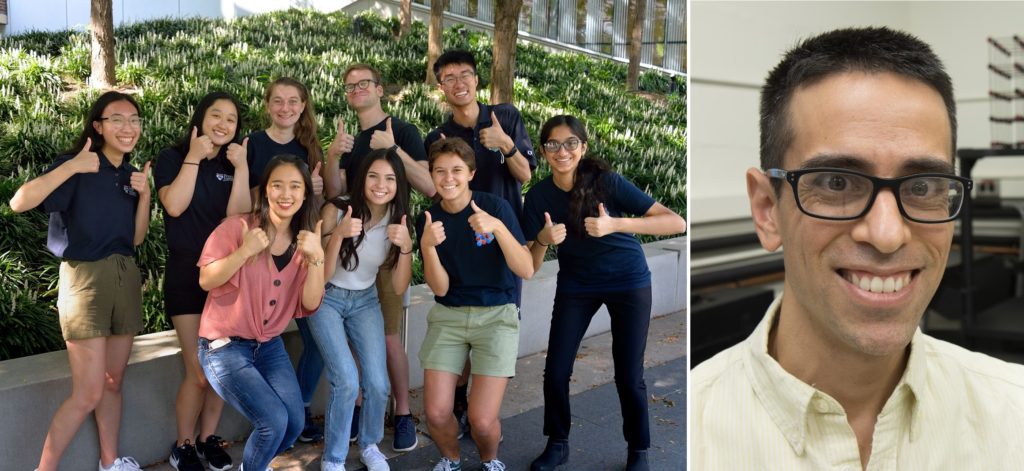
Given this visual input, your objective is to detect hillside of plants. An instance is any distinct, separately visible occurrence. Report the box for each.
[0,9,685,359]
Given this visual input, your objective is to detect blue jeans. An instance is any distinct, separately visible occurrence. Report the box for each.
[199,336,304,470]
[295,317,324,404]
[307,284,390,465]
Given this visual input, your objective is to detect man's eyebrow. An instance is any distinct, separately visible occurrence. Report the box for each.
[899,157,955,175]
[797,154,955,175]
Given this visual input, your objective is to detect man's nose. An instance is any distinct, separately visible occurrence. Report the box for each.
[850,189,911,254]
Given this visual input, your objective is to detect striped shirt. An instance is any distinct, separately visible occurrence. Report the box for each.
[692,294,1024,470]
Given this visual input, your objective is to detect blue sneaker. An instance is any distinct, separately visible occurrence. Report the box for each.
[392,414,418,452]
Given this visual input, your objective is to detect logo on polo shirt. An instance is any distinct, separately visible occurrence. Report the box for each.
[216,173,234,182]
[122,185,138,197]
[474,231,495,247]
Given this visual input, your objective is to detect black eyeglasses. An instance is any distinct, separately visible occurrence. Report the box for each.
[542,138,582,153]
[344,79,378,93]
[767,167,973,223]
[439,71,476,87]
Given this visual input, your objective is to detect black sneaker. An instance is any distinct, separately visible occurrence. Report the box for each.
[350,405,361,443]
[298,407,324,443]
[169,441,203,471]
[529,439,569,471]
[392,414,419,452]
[196,435,233,471]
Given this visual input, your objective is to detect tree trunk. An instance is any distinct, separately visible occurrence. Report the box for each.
[90,0,116,89]
[426,0,449,85]
[626,0,645,92]
[399,0,412,37]
[491,0,523,104]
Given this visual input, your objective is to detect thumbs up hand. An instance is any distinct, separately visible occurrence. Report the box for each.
[479,111,513,155]
[226,137,248,169]
[311,160,324,196]
[387,214,412,254]
[297,219,326,264]
[239,218,270,259]
[335,206,363,239]
[467,200,501,235]
[130,161,152,199]
[187,126,214,163]
[420,211,446,248]
[584,202,616,237]
[70,137,100,174]
[328,118,355,159]
[370,117,396,150]
[539,211,566,246]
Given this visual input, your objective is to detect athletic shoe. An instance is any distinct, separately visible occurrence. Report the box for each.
[431,457,462,471]
[298,406,324,443]
[482,459,507,471]
[625,449,649,471]
[359,444,390,471]
[169,440,203,471]
[98,457,142,471]
[350,405,361,443]
[196,434,233,471]
[392,414,418,452]
[529,439,569,471]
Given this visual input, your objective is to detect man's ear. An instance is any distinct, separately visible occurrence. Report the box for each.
[746,168,783,252]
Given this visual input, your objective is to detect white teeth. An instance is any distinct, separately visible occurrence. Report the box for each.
[849,272,912,294]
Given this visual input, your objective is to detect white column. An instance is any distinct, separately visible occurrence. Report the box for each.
[532,0,549,38]
[612,0,627,59]
[585,0,603,52]
[641,0,656,65]
[557,0,576,44]
[664,0,684,71]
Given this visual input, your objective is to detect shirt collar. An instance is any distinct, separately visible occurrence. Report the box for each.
[744,293,925,455]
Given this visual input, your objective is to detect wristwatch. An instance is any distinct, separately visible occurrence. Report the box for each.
[502,146,518,158]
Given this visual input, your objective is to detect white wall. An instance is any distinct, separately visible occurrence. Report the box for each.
[690,1,1024,225]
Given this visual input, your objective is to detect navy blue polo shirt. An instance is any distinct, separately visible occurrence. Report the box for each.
[246,130,309,187]
[41,152,140,261]
[522,173,656,294]
[341,115,427,192]
[424,102,536,220]
[154,146,237,259]
[415,191,525,307]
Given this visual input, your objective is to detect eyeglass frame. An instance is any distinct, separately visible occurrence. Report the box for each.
[98,115,143,129]
[542,138,583,153]
[438,71,477,87]
[344,79,379,93]
[766,167,974,224]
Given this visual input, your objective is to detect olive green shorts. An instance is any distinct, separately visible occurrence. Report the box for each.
[57,254,144,341]
[419,303,519,378]
[376,268,404,336]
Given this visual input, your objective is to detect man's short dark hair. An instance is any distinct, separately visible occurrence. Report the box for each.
[760,27,957,173]
[434,50,477,80]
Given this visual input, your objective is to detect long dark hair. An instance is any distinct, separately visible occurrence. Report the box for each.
[539,115,608,239]
[327,148,412,271]
[251,154,320,249]
[264,77,323,170]
[66,91,141,156]
[174,91,243,155]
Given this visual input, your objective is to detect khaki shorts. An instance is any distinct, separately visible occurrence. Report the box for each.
[419,303,519,378]
[376,268,405,336]
[57,254,144,341]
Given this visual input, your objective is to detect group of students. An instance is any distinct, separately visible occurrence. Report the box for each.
[10,49,686,471]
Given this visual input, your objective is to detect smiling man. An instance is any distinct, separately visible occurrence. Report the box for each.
[691,27,1024,469]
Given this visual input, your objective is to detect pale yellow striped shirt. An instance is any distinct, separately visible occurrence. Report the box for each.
[691,295,1024,470]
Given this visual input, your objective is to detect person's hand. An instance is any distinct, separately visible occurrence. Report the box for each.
[468,200,501,235]
[370,117,397,150]
[239,218,270,258]
[186,126,214,163]
[311,161,324,196]
[130,161,152,200]
[328,118,355,159]
[334,206,363,238]
[539,211,566,246]
[68,138,100,174]
[584,203,617,237]
[387,214,412,253]
[478,111,513,154]
[420,211,446,248]
[297,220,325,263]
[226,137,249,169]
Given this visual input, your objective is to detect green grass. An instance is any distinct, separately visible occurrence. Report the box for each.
[0,9,685,359]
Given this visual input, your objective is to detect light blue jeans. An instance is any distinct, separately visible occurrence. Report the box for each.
[307,283,390,466]
[199,336,303,471]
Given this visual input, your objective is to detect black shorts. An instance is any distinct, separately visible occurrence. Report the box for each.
[164,254,208,316]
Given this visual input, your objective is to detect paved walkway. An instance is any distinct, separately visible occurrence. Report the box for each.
[147,310,687,470]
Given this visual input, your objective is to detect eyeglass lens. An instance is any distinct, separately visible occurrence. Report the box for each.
[795,171,965,222]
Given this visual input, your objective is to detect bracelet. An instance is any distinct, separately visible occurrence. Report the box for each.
[400,248,414,255]
[308,258,324,267]
[183,162,200,166]
[502,146,518,158]
[537,240,549,247]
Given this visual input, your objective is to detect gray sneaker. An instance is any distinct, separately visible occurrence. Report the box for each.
[431,457,462,471]
[482,460,507,471]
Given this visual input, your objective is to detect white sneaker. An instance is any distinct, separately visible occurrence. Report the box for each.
[360,444,390,471]
[431,457,461,471]
[482,459,507,471]
[99,457,142,471]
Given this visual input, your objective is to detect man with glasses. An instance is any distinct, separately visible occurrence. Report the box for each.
[423,49,538,444]
[322,63,430,457]
[692,27,1024,469]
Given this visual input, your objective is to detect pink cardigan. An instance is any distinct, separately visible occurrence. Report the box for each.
[197,215,322,342]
